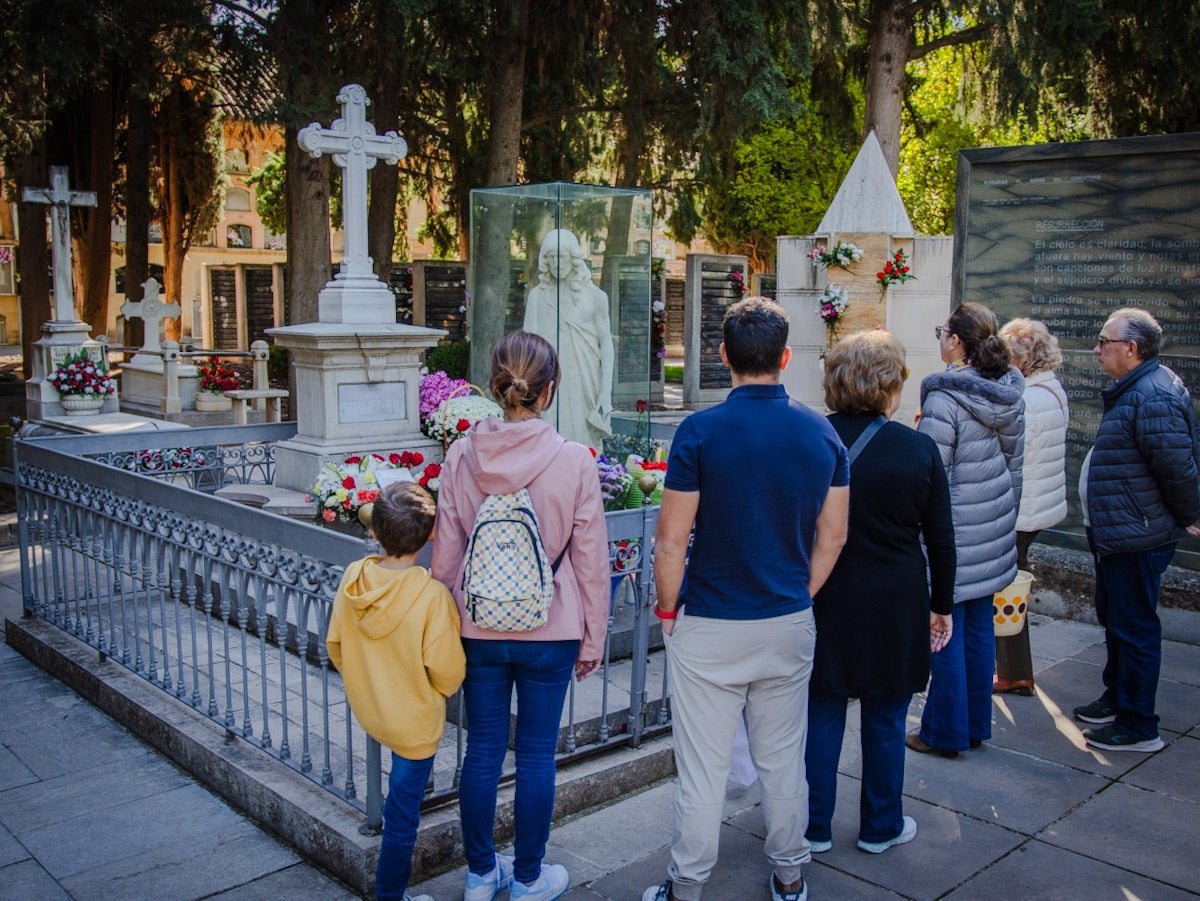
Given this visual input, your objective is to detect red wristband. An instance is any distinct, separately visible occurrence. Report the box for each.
[653,605,677,620]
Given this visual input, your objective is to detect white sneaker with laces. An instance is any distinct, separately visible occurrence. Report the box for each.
[509,863,569,900]
[463,853,515,901]
[856,815,917,854]
[641,882,671,901]
[403,893,433,901]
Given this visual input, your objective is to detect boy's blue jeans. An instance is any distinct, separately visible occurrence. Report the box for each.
[375,751,435,900]
[459,638,578,884]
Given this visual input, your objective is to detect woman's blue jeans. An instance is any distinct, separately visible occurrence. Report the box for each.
[375,751,435,900]
[920,595,994,752]
[805,694,910,845]
[460,638,578,884]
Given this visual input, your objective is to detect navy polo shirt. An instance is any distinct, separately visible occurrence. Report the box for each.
[665,383,849,619]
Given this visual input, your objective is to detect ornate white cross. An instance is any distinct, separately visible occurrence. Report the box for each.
[121,277,179,359]
[298,83,407,282]
[22,166,98,322]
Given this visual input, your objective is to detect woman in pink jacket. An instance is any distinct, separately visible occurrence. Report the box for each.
[432,330,610,901]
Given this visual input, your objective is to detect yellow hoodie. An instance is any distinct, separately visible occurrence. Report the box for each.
[326,558,466,759]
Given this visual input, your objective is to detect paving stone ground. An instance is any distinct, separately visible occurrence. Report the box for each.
[4,532,1199,900]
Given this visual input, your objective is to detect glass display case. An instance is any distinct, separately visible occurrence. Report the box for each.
[469,182,656,453]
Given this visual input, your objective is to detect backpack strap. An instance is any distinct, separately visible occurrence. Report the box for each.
[529,442,570,574]
[846,416,887,466]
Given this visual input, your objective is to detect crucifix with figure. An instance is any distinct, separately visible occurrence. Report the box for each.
[22,166,97,323]
[298,83,407,323]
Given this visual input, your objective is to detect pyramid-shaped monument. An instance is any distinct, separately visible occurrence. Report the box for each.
[817,132,914,237]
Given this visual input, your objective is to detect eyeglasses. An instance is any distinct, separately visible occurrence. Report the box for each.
[1096,336,1130,347]
[934,325,948,340]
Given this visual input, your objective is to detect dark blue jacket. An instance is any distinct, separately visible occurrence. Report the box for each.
[1087,358,1200,555]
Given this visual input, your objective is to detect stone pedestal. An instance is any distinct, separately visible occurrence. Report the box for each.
[267,322,445,492]
[25,321,119,420]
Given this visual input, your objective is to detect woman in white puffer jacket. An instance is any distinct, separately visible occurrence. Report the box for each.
[995,318,1069,695]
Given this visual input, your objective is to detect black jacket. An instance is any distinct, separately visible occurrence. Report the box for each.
[1087,358,1200,555]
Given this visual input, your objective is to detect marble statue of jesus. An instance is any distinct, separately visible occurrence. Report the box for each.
[523,228,614,449]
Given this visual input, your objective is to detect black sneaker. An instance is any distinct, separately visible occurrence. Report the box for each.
[1082,723,1164,753]
[1073,696,1116,724]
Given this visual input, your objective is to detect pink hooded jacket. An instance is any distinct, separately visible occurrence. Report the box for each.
[430,416,610,660]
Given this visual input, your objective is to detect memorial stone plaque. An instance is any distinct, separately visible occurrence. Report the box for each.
[665,278,685,346]
[606,256,652,383]
[245,266,276,342]
[698,261,741,390]
[954,133,1200,564]
[419,262,468,341]
[209,268,238,349]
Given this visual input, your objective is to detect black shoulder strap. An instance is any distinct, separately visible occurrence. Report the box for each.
[846,416,888,466]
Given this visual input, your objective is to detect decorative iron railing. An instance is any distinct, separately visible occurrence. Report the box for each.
[14,425,666,830]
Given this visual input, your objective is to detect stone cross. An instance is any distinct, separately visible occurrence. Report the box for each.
[21,166,98,322]
[297,83,407,281]
[120,278,179,358]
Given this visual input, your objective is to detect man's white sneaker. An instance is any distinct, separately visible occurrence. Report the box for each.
[769,871,808,901]
[463,853,514,901]
[509,863,569,901]
[856,815,917,854]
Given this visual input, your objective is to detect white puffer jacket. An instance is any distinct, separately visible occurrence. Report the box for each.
[1017,371,1069,532]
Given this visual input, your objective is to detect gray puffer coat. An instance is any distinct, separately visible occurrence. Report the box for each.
[919,365,1025,602]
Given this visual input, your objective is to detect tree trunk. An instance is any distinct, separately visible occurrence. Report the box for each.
[124,86,151,349]
[470,0,531,381]
[482,0,530,187]
[368,0,403,285]
[863,0,913,180]
[16,139,51,376]
[160,118,186,342]
[278,0,334,325]
[78,84,117,337]
[285,129,331,325]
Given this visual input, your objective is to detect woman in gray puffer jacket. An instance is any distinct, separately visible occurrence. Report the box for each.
[907,302,1025,758]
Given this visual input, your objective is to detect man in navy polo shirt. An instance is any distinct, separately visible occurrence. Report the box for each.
[643,298,850,901]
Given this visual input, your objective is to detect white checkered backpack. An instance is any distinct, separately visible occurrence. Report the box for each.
[461,487,567,631]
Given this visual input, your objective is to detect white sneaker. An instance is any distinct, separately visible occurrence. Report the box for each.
[769,871,808,901]
[642,883,671,901]
[463,853,514,901]
[509,863,569,900]
[403,893,433,901]
[857,815,917,854]
[808,837,831,853]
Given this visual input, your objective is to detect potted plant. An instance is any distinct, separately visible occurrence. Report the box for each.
[48,349,116,415]
[196,359,239,411]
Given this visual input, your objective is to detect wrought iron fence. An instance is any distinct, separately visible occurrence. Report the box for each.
[14,425,666,830]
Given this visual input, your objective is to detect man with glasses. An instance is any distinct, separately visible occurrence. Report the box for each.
[1075,308,1200,752]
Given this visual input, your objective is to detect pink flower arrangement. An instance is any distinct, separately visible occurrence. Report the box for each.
[420,370,470,423]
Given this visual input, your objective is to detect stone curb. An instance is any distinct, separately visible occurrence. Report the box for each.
[4,616,676,894]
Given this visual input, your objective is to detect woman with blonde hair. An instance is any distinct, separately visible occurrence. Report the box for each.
[806,330,956,854]
[993,318,1069,695]
[432,330,610,901]
[909,302,1025,758]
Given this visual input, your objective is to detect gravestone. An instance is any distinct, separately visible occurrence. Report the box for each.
[603,255,658,406]
[269,84,442,494]
[953,132,1200,565]
[244,266,277,342]
[681,254,747,408]
[119,278,200,412]
[774,133,951,424]
[20,165,118,419]
[296,83,408,324]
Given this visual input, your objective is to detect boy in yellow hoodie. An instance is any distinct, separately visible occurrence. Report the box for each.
[327,481,466,901]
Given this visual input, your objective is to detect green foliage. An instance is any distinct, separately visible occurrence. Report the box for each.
[703,84,860,265]
[267,343,289,383]
[663,364,682,383]
[426,341,470,381]
[247,152,286,236]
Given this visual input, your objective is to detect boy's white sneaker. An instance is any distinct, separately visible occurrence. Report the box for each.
[403,893,433,901]
[509,863,569,900]
[463,853,514,901]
